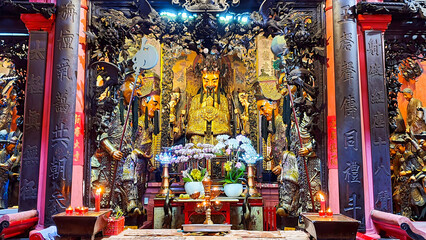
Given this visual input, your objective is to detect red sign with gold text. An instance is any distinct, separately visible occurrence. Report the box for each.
[327,116,337,169]
[73,112,84,165]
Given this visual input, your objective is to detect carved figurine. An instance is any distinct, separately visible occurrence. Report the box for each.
[186,56,231,145]
[0,135,19,209]
[169,88,186,144]
[236,90,250,136]
[402,88,426,135]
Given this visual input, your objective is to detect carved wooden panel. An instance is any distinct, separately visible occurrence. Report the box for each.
[333,0,365,231]
[365,30,392,213]
[44,0,80,226]
[19,31,47,211]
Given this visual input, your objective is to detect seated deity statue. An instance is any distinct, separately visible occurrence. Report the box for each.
[187,63,231,145]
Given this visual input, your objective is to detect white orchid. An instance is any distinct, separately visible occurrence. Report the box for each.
[216,134,230,142]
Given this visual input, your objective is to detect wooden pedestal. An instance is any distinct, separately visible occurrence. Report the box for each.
[52,210,111,240]
[301,213,360,240]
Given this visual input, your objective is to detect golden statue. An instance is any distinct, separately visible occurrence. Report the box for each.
[235,91,250,135]
[187,68,231,145]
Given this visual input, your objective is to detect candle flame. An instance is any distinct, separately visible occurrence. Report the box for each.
[327,207,332,212]
[96,188,102,194]
[318,193,325,201]
[67,206,73,210]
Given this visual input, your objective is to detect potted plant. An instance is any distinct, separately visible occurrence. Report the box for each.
[182,168,207,196]
[104,207,125,236]
[223,161,246,197]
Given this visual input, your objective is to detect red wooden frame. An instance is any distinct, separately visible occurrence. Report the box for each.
[1,217,39,239]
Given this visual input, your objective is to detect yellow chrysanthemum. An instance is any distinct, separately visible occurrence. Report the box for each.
[224,161,232,172]
[191,169,202,181]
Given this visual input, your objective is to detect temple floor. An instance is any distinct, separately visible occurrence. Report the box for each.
[103,229,309,240]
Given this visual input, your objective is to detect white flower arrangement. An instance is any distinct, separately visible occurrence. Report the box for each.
[214,134,261,164]
[169,142,217,163]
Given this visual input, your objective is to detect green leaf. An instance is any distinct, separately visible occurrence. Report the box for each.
[182,177,193,183]
[224,179,234,184]
[201,168,206,176]
[236,171,244,179]
[240,163,246,172]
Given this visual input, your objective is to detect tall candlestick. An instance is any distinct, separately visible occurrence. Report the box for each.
[319,193,326,213]
[95,188,101,212]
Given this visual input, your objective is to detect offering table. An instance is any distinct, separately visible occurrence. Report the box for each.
[153,197,263,230]
[52,209,111,240]
[301,212,360,240]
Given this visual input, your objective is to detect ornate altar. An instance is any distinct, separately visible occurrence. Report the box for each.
[84,0,326,229]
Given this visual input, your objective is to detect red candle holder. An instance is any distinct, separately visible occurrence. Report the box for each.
[66,207,73,215]
[318,210,325,217]
[326,208,333,217]
[82,207,89,214]
[75,207,82,214]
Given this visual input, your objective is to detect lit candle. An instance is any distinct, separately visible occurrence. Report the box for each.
[82,207,89,214]
[66,206,73,215]
[95,188,102,212]
[318,210,325,217]
[326,208,333,217]
[215,200,220,205]
[75,206,81,214]
[319,193,326,213]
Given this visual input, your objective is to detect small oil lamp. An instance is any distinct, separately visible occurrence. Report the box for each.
[75,206,82,215]
[326,208,333,217]
[82,206,89,214]
[155,151,176,198]
[66,206,73,215]
[240,152,262,197]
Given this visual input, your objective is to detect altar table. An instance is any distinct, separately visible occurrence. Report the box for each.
[174,197,239,224]
[153,197,264,230]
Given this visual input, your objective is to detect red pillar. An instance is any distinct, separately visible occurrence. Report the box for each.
[71,0,88,208]
[325,0,339,214]
[357,14,392,237]
[20,13,55,227]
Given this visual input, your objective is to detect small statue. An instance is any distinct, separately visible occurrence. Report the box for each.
[236,90,250,135]
[402,88,426,135]
[0,135,19,209]
[169,88,186,144]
